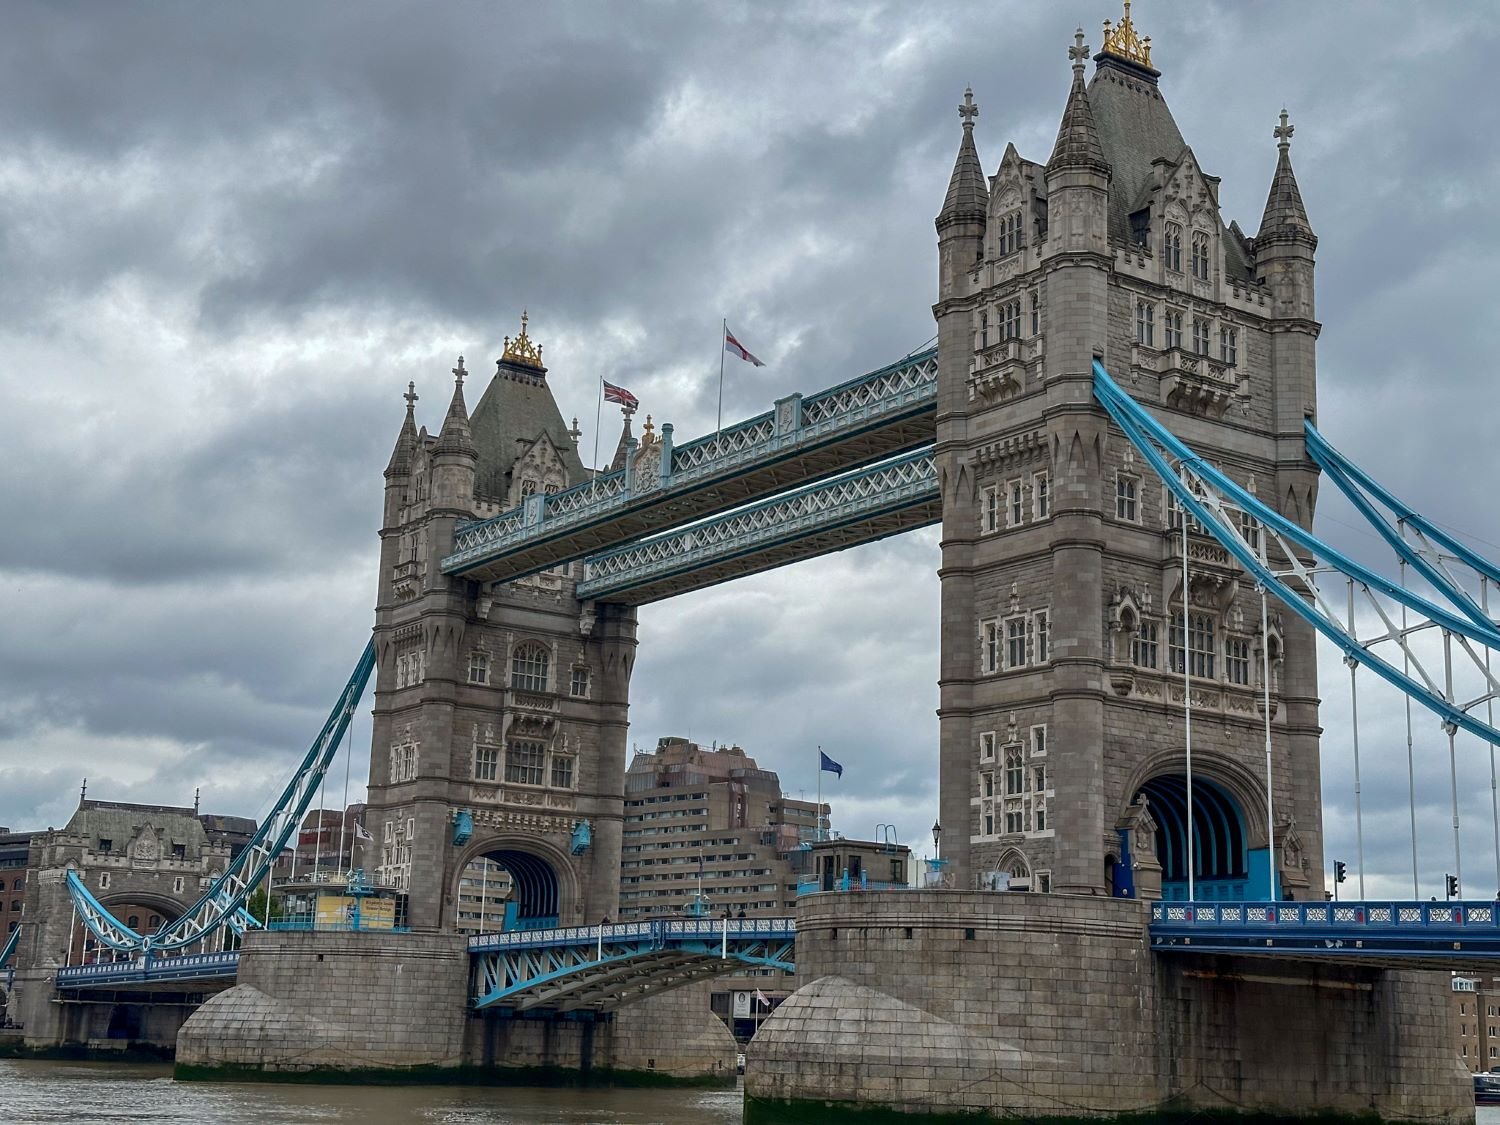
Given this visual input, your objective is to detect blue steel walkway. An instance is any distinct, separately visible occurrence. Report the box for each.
[53,950,240,991]
[469,917,795,1014]
[442,349,937,585]
[1150,899,1500,968]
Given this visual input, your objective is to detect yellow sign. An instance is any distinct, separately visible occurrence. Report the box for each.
[314,892,397,929]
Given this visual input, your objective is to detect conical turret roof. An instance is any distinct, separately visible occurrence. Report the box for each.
[1047,31,1108,175]
[1257,110,1314,244]
[433,356,477,459]
[385,383,420,476]
[937,87,987,230]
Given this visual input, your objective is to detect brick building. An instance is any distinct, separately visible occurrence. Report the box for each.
[0,828,34,937]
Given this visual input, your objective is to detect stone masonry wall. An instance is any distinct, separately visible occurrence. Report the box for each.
[747,891,1473,1123]
[176,930,468,1073]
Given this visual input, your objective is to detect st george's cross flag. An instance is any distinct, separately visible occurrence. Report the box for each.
[602,380,639,410]
[724,327,765,367]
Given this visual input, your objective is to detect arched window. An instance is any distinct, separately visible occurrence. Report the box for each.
[1191,231,1210,280]
[520,478,539,498]
[1163,222,1182,272]
[148,914,161,928]
[511,642,550,692]
[127,915,140,928]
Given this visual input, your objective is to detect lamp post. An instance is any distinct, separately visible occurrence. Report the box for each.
[932,820,942,862]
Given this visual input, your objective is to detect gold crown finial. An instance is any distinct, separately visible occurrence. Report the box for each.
[1101,0,1153,69]
[500,308,545,368]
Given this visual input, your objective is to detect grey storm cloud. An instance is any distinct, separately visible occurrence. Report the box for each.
[2,1,1499,883]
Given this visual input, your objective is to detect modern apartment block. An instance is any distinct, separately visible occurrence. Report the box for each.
[618,738,826,920]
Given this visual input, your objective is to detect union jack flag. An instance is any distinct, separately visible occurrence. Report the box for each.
[602,380,638,410]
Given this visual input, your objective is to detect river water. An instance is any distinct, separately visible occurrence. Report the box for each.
[6,1059,1500,1124]
[0,1060,745,1125]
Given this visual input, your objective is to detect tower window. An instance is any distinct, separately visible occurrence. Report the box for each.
[1004,747,1025,796]
[520,478,538,498]
[1226,637,1251,686]
[510,642,550,692]
[1135,301,1155,346]
[1115,474,1139,522]
[570,666,591,698]
[1030,725,1048,757]
[1032,473,1050,519]
[980,731,996,761]
[1163,223,1183,272]
[1219,327,1238,365]
[982,485,1000,534]
[1008,480,1024,527]
[978,309,988,347]
[1132,620,1159,669]
[1032,610,1050,664]
[1001,300,1021,340]
[998,210,1023,256]
[1029,291,1041,336]
[551,755,575,790]
[1170,612,1217,679]
[467,652,489,685]
[1192,317,1211,356]
[981,620,1001,674]
[474,745,499,782]
[1191,231,1210,281]
[1164,310,1183,351]
[1006,616,1028,669]
[504,740,547,786]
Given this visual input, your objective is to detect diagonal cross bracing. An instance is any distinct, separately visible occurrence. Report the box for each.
[64,643,377,954]
[1093,361,1500,749]
[575,448,939,604]
[468,918,795,1012]
[441,349,938,585]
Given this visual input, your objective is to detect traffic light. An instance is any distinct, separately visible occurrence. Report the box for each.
[1333,861,1346,884]
[1447,873,1460,899]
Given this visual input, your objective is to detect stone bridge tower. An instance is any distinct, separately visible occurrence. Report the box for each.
[366,315,636,932]
[934,8,1322,898]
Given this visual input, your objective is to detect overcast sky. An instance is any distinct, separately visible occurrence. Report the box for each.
[2,1,1498,900]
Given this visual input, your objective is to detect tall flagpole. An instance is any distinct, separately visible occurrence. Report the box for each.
[816,744,823,842]
[716,318,726,436]
[592,377,604,479]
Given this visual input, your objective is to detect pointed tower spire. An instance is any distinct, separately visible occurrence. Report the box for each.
[434,355,477,458]
[385,382,420,477]
[937,87,987,232]
[608,408,635,472]
[1258,109,1314,243]
[1047,30,1108,174]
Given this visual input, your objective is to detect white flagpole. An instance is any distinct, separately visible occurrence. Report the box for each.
[592,377,604,479]
[716,318,726,436]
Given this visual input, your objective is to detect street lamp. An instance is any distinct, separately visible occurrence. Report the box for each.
[931,819,942,861]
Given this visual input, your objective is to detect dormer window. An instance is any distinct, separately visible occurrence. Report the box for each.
[998,211,1023,257]
[1129,210,1150,247]
[1163,223,1183,272]
[1191,231,1210,281]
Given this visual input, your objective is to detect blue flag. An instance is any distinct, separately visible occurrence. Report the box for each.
[819,751,843,778]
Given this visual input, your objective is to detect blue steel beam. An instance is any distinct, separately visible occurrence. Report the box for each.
[0,923,19,971]
[1093,362,1500,747]
[66,642,377,954]
[1151,900,1500,969]
[442,348,938,585]
[575,448,939,605]
[469,918,795,1013]
[53,950,240,991]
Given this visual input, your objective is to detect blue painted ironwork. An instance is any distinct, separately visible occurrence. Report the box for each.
[442,348,939,582]
[65,641,378,953]
[452,809,474,847]
[0,923,19,972]
[570,819,592,856]
[1092,361,1500,747]
[469,917,794,1012]
[53,950,240,990]
[1151,900,1500,964]
[575,448,938,603]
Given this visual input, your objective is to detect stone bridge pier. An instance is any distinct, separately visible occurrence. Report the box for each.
[746,891,1471,1124]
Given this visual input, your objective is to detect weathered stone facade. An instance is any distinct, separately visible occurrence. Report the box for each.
[747,891,1472,1122]
[934,14,1323,898]
[366,323,642,931]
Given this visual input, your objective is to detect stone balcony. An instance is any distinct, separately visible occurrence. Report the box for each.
[1157,348,1242,418]
[967,335,1044,404]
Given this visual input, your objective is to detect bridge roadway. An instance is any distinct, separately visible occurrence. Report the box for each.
[441,348,938,586]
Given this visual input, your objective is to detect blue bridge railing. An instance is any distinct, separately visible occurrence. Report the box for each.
[1150,899,1500,963]
[53,950,240,989]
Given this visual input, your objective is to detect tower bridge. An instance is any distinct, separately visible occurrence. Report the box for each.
[3,5,1490,1119]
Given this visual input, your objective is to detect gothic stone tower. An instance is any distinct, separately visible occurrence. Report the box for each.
[934,9,1322,898]
[366,316,636,931]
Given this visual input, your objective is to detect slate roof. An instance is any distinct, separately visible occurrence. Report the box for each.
[62,800,210,849]
[469,359,588,501]
[939,122,987,228]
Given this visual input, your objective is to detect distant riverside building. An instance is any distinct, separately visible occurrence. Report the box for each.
[1451,972,1500,1072]
[273,803,368,883]
[619,737,827,920]
[455,856,515,933]
[0,828,34,935]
